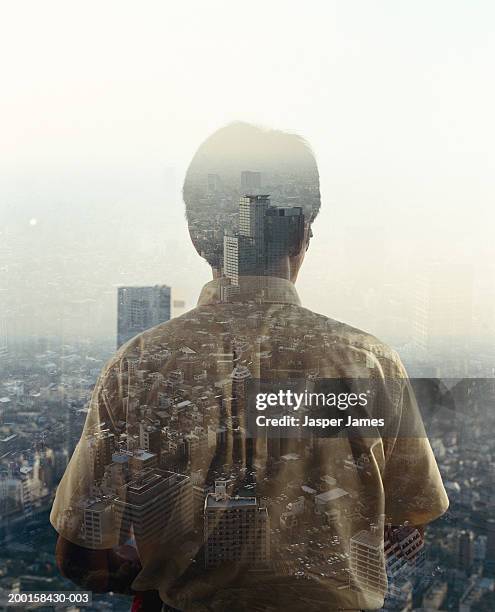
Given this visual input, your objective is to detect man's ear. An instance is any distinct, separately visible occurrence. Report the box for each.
[289,220,306,257]
[305,225,313,252]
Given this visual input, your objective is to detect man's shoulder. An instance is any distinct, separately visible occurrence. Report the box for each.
[295,305,403,368]
[116,308,203,357]
[114,303,403,372]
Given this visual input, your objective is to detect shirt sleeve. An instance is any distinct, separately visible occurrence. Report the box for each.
[50,356,126,550]
[383,373,449,526]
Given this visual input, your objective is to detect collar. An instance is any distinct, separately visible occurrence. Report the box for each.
[197,276,301,307]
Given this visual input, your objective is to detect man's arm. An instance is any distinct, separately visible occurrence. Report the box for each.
[56,535,141,594]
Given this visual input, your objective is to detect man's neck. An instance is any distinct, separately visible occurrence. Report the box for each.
[212,257,297,283]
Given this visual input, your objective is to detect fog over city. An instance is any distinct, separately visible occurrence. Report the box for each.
[1,1,494,350]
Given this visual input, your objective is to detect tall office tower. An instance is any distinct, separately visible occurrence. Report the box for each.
[349,528,387,597]
[240,171,262,193]
[223,234,257,289]
[204,482,270,568]
[264,206,304,277]
[239,194,270,246]
[238,194,269,276]
[114,469,193,544]
[117,285,171,348]
[224,196,305,290]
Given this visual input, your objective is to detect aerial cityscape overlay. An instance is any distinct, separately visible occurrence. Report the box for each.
[0,164,494,611]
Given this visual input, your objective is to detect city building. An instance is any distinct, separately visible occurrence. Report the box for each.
[349,527,387,597]
[458,529,475,573]
[224,195,305,287]
[223,234,256,288]
[87,431,116,480]
[114,469,193,544]
[82,498,114,548]
[384,527,425,580]
[314,487,349,515]
[204,482,270,567]
[239,195,270,251]
[139,423,161,456]
[129,449,158,472]
[264,206,304,277]
[117,285,171,348]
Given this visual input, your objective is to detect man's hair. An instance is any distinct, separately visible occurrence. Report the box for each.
[183,122,321,269]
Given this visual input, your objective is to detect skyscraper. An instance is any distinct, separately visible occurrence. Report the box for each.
[264,206,304,277]
[223,234,256,287]
[225,195,304,285]
[117,285,171,348]
[239,195,270,247]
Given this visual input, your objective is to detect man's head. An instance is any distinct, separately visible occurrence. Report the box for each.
[183,122,320,282]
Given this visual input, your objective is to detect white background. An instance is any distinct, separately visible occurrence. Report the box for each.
[1,1,494,342]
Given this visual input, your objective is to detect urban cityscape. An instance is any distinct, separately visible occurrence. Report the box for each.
[0,165,494,611]
[2,1,495,610]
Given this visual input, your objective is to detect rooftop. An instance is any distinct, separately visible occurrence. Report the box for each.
[351,529,384,549]
[206,493,258,509]
[315,488,349,503]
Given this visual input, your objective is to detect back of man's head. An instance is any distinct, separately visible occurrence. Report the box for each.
[183,122,320,273]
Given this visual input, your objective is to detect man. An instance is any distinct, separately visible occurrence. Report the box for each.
[52,122,449,611]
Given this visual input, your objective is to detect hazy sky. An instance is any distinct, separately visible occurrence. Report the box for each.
[1,1,494,342]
